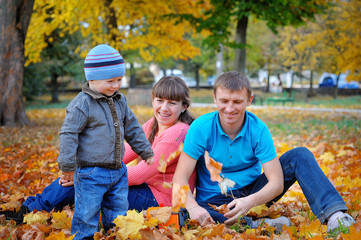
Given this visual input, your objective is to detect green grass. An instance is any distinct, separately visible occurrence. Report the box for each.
[189,88,361,109]
[24,89,360,110]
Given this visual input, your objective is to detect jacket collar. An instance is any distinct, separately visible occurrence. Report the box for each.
[82,82,122,100]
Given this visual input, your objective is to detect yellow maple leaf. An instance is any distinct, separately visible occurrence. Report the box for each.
[125,159,138,167]
[277,142,292,154]
[247,204,269,217]
[319,152,335,164]
[299,220,326,237]
[157,154,166,173]
[162,182,172,189]
[23,211,50,225]
[337,149,347,157]
[144,216,159,228]
[51,211,72,230]
[166,143,183,162]
[157,143,183,173]
[183,229,200,240]
[172,183,190,213]
[113,210,146,240]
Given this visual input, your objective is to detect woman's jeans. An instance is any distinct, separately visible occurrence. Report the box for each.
[197,147,348,224]
[23,181,158,214]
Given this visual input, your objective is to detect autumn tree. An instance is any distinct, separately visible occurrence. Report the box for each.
[277,0,361,98]
[278,25,319,92]
[0,0,35,126]
[2,0,211,126]
[26,0,209,64]
[176,0,329,74]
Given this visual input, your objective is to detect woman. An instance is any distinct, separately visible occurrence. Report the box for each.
[3,76,196,224]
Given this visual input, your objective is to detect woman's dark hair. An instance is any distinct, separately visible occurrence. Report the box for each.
[148,76,194,144]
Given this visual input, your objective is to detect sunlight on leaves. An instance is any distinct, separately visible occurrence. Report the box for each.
[113,210,146,240]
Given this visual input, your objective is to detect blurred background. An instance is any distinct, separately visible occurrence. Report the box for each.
[1,0,360,126]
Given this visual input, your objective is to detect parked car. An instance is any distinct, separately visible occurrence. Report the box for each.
[207,75,217,86]
[318,72,359,89]
[182,76,197,87]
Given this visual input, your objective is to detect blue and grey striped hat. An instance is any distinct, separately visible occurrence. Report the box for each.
[84,44,125,81]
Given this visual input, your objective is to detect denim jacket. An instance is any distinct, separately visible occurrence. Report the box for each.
[57,83,154,172]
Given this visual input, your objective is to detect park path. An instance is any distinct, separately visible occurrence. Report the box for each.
[191,103,361,116]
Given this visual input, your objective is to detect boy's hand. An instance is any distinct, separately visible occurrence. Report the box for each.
[145,157,154,166]
[59,171,74,186]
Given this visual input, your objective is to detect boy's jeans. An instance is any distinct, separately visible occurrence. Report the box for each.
[71,165,128,240]
[198,147,348,224]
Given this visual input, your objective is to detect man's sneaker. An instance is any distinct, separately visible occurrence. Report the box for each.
[327,213,356,232]
[255,216,291,231]
[5,205,29,224]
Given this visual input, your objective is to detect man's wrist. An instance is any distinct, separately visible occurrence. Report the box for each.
[187,205,199,211]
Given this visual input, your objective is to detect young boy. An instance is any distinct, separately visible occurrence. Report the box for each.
[57,44,154,239]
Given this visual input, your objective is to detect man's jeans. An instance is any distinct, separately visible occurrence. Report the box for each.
[71,166,128,240]
[197,147,347,224]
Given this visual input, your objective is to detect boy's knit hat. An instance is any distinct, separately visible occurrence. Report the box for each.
[84,44,125,81]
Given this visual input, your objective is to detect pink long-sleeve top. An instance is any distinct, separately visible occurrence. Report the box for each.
[123,118,196,207]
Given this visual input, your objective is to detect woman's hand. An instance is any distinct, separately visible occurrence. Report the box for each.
[188,205,215,225]
[59,171,74,187]
[224,197,253,225]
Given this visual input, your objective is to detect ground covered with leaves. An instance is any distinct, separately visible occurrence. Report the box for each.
[0,106,360,239]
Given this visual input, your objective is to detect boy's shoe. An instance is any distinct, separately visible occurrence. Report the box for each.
[5,205,29,224]
[255,216,291,232]
[327,213,356,232]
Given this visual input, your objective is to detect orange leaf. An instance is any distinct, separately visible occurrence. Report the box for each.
[172,183,190,213]
[209,204,230,215]
[204,151,223,182]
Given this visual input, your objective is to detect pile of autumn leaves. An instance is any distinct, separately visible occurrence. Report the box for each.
[0,107,360,239]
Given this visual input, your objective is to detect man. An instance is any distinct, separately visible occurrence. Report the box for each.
[172,71,355,232]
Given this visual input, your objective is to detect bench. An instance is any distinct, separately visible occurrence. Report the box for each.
[266,90,295,106]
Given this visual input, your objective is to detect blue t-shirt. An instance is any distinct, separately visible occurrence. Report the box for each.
[183,111,277,202]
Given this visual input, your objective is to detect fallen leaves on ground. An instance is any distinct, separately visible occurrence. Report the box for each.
[0,107,360,239]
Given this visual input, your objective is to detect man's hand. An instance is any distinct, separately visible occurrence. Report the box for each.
[188,205,215,226]
[59,171,74,187]
[224,197,253,225]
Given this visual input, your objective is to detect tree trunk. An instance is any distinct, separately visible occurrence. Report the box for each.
[129,63,136,88]
[0,0,34,126]
[234,16,248,74]
[195,64,200,91]
[50,71,60,103]
[333,73,340,99]
[104,0,117,43]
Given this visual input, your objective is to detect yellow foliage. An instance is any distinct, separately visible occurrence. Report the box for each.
[26,0,211,64]
[299,220,327,237]
[278,0,361,80]
[113,210,146,240]
[51,211,72,230]
[23,211,51,225]
[248,204,269,216]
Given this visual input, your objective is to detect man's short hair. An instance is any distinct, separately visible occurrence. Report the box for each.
[214,71,252,99]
